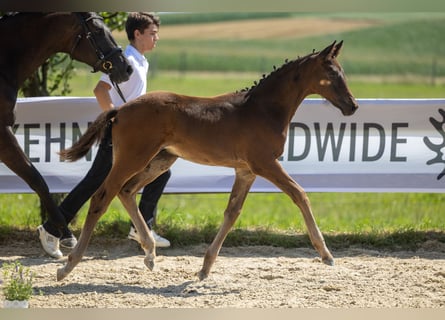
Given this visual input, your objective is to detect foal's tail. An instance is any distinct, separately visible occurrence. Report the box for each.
[59,109,118,162]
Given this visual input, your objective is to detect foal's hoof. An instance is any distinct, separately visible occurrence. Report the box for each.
[56,267,68,281]
[322,256,335,266]
[144,255,155,271]
[197,269,208,281]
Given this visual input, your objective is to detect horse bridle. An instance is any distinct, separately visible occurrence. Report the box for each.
[70,13,123,74]
[71,12,127,103]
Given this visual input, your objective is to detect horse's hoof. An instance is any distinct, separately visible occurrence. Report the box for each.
[197,270,208,281]
[144,256,155,271]
[56,267,67,281]
[322,256,335,266]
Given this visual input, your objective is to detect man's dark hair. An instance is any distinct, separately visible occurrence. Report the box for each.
[125,12,160,41]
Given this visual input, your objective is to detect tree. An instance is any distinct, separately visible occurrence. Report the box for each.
[21,54,74,97]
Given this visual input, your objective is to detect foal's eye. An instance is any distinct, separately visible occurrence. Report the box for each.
[328,67,342,80]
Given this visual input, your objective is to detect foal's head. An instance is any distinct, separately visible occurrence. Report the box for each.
[305,41,358,116]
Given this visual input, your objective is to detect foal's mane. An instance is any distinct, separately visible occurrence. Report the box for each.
[239,49,317,98]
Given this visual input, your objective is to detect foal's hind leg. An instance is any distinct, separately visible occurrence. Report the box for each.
[56,182,119,281]
[56,194,105,281]
[255,160,334,266]
[198,168,256,280]
[57,164,140,280]
[118,150,178,270]
[118,189,156,270]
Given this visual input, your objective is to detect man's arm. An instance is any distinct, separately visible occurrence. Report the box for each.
[93,80,115,111]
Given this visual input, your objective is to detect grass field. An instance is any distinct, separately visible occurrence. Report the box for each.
[3,13,444,249]
[68,13,445,97]
[70,70,445,99]
[145,13,445,77]
[0,190,443,250]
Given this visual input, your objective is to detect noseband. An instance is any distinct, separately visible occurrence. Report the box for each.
[70,13,123,74]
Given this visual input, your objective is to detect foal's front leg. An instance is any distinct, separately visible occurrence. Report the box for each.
[257,160,334,266]
[198,168,256,280]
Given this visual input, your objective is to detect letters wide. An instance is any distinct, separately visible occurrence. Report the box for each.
[3,97,445,193]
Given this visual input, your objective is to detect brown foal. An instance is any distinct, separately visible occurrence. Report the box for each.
[57,41,358,281]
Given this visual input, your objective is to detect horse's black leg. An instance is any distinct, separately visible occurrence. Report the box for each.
[0,125,67,232]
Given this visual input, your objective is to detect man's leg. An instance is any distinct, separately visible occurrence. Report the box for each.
[139,170,171,227]
[38,123,113,256]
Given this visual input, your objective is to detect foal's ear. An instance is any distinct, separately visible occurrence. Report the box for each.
[320,40,343,60]
[332,40,343,58]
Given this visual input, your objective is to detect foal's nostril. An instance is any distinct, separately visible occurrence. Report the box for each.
[353,101,359,110]
[350,103,359,115]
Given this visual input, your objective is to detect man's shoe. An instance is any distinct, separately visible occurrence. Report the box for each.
[37,225,63,259]
[128,227,171,248]
[60,234,77,249]
[152,230,171,248]
[127,226,140,243]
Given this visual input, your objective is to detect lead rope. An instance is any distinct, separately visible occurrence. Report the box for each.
[112,80,127,104]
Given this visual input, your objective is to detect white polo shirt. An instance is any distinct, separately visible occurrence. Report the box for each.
[100,44,148,108]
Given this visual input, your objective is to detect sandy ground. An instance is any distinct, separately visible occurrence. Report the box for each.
[0,238,444,308]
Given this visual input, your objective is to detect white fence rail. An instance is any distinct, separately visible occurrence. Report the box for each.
[2,97,444,193]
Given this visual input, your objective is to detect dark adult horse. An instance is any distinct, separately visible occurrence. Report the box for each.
[0,12,132,234]
[57,41,358,281]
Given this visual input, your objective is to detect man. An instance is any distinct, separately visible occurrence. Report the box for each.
[38,12,171,259]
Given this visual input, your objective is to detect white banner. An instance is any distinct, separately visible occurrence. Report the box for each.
[2,97,444,193]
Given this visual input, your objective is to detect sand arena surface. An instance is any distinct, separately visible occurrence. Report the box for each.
[1,238,444,308]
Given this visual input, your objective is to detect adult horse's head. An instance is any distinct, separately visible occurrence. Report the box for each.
[70,12,133,84]
[308,41,358,116]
